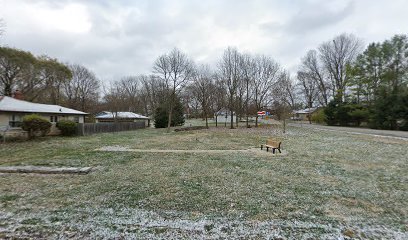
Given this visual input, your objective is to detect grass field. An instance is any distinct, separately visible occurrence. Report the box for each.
[0,121,407,239]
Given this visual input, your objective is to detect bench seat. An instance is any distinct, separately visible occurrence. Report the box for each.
[261,139,281,154]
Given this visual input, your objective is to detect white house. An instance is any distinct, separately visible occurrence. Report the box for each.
[214,108,237,124]
[292,107,318,121]
[0,96,87,136]
[95,111,150,127]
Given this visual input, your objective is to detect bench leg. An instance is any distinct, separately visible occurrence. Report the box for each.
[272,148,275,154]
[261,145,263,150]
[278,148,281,153]
[266,147,269,152]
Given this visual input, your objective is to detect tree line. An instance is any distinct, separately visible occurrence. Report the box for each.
[297,33,408,130]
[1,28,407,131]
[0,47,100,113]
[105,47,293,131]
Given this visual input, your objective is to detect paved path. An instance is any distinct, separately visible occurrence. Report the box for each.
[289,123,408,140]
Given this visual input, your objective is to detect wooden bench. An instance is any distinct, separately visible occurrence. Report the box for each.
[261,139,282,154]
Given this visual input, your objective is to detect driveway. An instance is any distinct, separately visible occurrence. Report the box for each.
[289,122,408,140]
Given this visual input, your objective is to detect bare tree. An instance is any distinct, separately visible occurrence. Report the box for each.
[240,53,254,127]
[297,71,317,123]
[115,76,142,112]
[64,64,99,112]
[252,55,280,127]
[102,81,127,120]
[218,47,242,129]
[0,19,5,37]
[299,50,330,106]
[270,71,296,131]
[153,48,194,131]
[140,75,167,116]
[211,75,227,127]
[279,71,298,109]
[319,33,363,101]
[189,64,214,128]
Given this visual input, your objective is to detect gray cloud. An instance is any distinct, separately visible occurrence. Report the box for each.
[0,0,407,81]
[260,1,354,35]
[286,1,354,34]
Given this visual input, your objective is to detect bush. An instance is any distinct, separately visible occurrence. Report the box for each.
[21,114,52,138]
[324,97,369,127]
[349,105,369,126]
[56,120,77,136]
[369,88,408,130]
[324,99,340,126]
[311,108,326,124]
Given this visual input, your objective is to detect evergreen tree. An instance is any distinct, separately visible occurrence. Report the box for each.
[154,105,168,128]
[154,96,185,128]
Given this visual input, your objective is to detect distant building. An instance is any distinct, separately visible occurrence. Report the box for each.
[95,111,150,127]
[0,96,87,137]
[214,108,237,124]
[292,108,318,121]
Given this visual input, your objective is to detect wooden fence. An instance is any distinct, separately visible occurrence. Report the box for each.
[77,122,146,136]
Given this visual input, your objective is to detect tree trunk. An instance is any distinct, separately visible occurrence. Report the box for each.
[167,104,173,133]
[204,109,208,128]
[230,109,234,129]
[246,79,249,128]
[5,84,12,97]
[255,115,259,127]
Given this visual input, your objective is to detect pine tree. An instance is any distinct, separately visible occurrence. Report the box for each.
[154,96,185,128]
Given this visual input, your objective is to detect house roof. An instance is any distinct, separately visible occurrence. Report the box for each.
[293,107,317,114]
[0,96,87,115]
[95,111,149,119]
[215,108,235,115]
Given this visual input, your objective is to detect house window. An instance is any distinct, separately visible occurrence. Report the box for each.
[73,116,79,123]
[50,116,58,123]
[9,114,22,127]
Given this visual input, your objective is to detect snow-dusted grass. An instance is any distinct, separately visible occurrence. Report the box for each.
[0,125,407,239]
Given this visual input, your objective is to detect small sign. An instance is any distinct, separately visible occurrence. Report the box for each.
[257,111,266,116]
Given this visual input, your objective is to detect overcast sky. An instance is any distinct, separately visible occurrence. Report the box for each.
[1,0,408,82]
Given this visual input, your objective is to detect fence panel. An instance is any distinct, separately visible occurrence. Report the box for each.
[77,122,145,136]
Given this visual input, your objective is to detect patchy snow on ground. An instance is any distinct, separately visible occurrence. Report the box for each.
[1,207,407,239]
[97,145,132,151]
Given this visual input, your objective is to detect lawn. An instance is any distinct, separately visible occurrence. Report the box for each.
[0,122,407,239]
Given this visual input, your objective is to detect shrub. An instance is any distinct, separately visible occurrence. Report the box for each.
[21,114,51,138]
[311,108,326,124]
[324,99,339,126]
[369,88,408,130]
[56,120,77,136]
[349,105,369,126]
